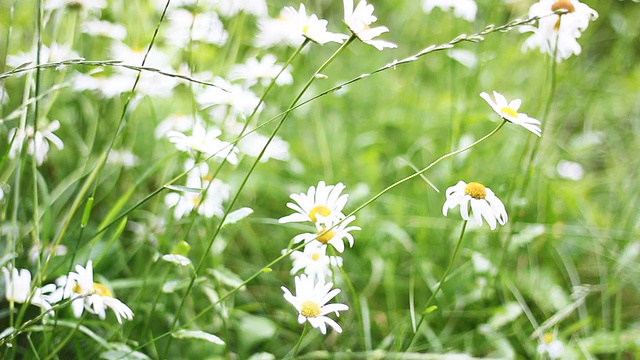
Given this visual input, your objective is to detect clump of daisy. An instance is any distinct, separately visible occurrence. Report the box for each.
[343,0,397,50]
[422,0,477,22]
[51,260,133,323]
[519,0,598,62]
[480,91,542,137]
[281,274,348,334]
[537,333,565,359]
[8,120,64,166]
[442,180,508,230]
[2,267,57,311]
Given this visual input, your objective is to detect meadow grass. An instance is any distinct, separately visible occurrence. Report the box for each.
[1,0,639,359]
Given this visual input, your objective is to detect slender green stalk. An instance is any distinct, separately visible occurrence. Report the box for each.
[405,220,468,351]
[290,322,309,359]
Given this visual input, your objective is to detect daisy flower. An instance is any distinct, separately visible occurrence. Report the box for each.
[255,7,301,48]
[283,4,349,45]
[279,181,349,225]
[281,274,349,334]
[195,77,263,121]
[8,120,64,166]
[167,123,239,164]
[287,241,343,281]
[81,20,127,40]
[442,180,508,230]
[164,9,228,47]
[293,216,361,253]
[2,267,56,311]
[237,132,290,163]
[480,91,542,137]
[228,54,293,87]
[422,0,478,22]
[343,0,397,50]
[537,333,565,359]
[51,261,133,323]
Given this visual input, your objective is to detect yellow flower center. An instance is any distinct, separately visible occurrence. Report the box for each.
[191,195,202,207]
[311,252,321,261]
[300,300,321,318]
[302,25,309,34]
[308,205,331,222]
[464,182,487,199]
[316,228,335,244]
[551,0,575,13]
[543,333,554,344]
[500,107,519,119]
[93,283,113,298]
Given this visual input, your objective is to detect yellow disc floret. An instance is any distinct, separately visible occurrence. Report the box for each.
[465,182,487,199]
[311,252,321,261]
[543,333,555,344]
[316,228,335,244]
[500,107,519,119]
[300,300,321,318]
[93,283,114,298]
[309,205,331,222]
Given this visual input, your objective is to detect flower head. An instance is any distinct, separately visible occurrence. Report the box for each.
[537,333,565,359]
[52,260,133,323]
[284,4,349,45]
[480,91,541,137]
[228,54,293,87]
[293,216,360,253]
[2,267,56,311]
[8,120,64,166]
[442,181,508,230]
[167,123,239,164]
[287,241,343,281]
[281,274,348,334]
[279,181,349,226]
[343,0,397,50]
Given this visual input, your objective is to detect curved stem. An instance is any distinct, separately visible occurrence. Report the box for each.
[289,322,309,359]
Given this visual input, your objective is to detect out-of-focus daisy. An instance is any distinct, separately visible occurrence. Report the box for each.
[71,71,132,98]
[229,54,293,87]
[2,267,56,311]
[213,0,268,18]
[107,149,139,168]
[29,243,68,265]
[8,120,64,166]
[537,333,565,359]
[81,20,127,40]
[196,77,263,121]
[167,123,239,164]
[155,114,204,139]
[447,49,478,69]
[480,91,542,137]
[283,4,349,45]
[519,0,598,62]
[52,261,133,323]
[255,8,300,48]
[279,181,349,225]
[0,84,9,104]
[556,160,584,180]
[343,0,397,50]
[287,241,343,281]
[422,0,477,22]
[6,43,80,70]
[164,160,231,220]
[237,132,290,163]
[293,216,360,253]
[442,180,508,230]
[44,0,107,12]
[165,9,228,47]
[281,274,348,334]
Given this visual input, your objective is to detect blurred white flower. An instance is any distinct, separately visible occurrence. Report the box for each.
[556,160,584,180]
[255,8,302,48]
[537,333,565,359]
[44,0,107,11]
[29,243,68,265]
[164,160,231,219]
[162,254,192,267]
[196,77,263,121]
[281,274,349,334]
[167,123,239,164]
[343,0,397,50]
[81,20,127,40]
[6,43,80,71]
[229,54,293,87]
[107,149,139,168]
[0,84,8,104]
[293,216,361,253]
[155,114,204,139]
[480,91,542,137]
[2,267,56,311]
[442,180,508,230]
[447,49,478,68]
[422,0,477,21]
[279,181,350,226]
[52,261,134,323]
[283,4,349,45]
[212,0,268,17]
[8,120,64,166]
[287,241,343,281]
[71,71,132,98]
[520,0,598,62]
[165,9,228,47]
[237,132,290,162]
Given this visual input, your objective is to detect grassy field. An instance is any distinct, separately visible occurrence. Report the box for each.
[1,0,640,359]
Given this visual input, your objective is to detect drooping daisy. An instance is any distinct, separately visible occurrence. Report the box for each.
[279,181,349,225]
[480,91,542,137]
[2,267,56,311]
[422,0,478,22]
[51,261,134,323]
[343,0,397,50]
[283,4,349,45]
[8,120,64,166]
[536,333,565,359]
[293,216,361,253]
[228,54,293,87]
[281,274,349,334]
[442,180,508,230]
[287,241,343,281]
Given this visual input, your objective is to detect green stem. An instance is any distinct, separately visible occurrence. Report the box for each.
[405,220,468,351]
[290,322,309,359]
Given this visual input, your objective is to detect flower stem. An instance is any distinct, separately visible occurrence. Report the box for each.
[405,220,468,351]
[290,322,309,359]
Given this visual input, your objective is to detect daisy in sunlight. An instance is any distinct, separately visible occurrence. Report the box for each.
[281,274,348,334]
[279,181,349,226]
[442,180,508,230]
[480,91,542,137]
[343,0,397,50]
